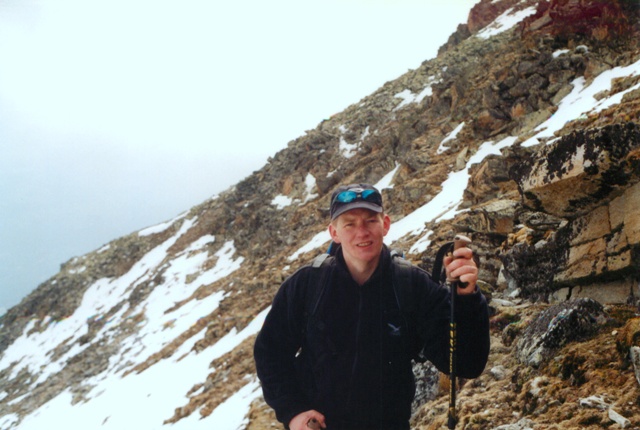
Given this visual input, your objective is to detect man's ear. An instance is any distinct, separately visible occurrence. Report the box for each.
[382,214,391,236]
[328,223,341,243]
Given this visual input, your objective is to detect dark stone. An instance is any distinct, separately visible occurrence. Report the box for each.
[516,298,607,367]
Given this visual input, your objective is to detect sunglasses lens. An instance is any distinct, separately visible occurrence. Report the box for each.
[361,189,378,202]
[334,189,381,205]
[336,191,357,203]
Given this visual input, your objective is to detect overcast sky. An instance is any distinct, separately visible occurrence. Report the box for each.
[0,0,478,311]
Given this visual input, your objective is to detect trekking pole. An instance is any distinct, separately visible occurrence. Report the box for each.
[447,234,471,429]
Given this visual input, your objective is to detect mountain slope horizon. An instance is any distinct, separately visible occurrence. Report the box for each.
[2,0,640,428]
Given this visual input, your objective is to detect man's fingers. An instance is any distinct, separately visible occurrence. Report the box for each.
[452,247,474,260]
[290,411,326,430]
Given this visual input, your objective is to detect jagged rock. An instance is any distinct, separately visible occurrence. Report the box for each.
[500,228,571,300]
[460,199,519,235]
[411,361,439,415]
[521,0,635,41]
[492,298,517,307]
[468,0,521,34]
[489,365,507,380]
[579,395,631,428]
[550,277,639,305]
[465,155,519,206]
[492,418,534,430]
[630,347,640,387]
[517,210,566,232]
[437,23,472,55]
[615,317,640,385]
[552,179,640,302]
[503,124,640,303]
[511,123,640,218]
[515,298,607,367]
[609,408,631,428]
[579,394,609,410]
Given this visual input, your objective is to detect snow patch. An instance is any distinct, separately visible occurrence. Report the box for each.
[393,77,438,111]
[303,173,319,203]
[476,6,537,40]
[375,163,400,191]
[437,122,465,154]
[288,230,331,261]
[271,194,293,209]
[523,58,640,147]
[138,211,189,236]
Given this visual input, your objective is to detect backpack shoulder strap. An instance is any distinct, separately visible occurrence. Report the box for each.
[389,250,429,361]
[305,253,334,320]
[311,252,331,268]
[390,249,413,279]
[389,249,416,314]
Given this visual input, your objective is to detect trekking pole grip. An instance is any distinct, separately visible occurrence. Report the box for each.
[448,234,472,283]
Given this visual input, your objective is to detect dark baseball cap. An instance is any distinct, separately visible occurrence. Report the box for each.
[329,183,383,220]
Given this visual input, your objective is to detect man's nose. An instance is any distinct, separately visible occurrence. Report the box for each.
[355,223,369,234]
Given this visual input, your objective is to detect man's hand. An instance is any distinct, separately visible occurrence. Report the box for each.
[444,246,478,295]
[289,410,326,430]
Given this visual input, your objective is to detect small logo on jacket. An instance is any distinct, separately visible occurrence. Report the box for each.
[387,323,402,336]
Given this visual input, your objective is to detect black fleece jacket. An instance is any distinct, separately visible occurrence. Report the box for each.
[254,247,490,430]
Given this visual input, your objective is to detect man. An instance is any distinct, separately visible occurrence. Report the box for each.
[254,183,490,430]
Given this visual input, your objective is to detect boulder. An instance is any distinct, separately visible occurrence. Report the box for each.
[492,418,534,430]
[516,298,607,367]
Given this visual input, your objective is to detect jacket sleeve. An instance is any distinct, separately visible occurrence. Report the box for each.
[417,271,490,379]
[453,288,491,378]
[253,269,313,426]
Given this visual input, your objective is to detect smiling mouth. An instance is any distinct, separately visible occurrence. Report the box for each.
[357,241,373,247]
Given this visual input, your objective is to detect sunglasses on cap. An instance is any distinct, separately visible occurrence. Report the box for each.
[332,188,382,205]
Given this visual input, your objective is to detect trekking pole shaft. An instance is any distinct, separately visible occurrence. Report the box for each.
[447,278,457,429]
[447,234,471,429]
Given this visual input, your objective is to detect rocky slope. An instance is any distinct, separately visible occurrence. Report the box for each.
[2,0,640,429]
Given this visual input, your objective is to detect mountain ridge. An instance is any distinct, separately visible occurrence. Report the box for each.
[3,0,640,428]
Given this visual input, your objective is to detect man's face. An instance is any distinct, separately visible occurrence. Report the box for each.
[328,208,391,267]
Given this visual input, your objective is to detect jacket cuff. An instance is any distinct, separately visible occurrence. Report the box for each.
[278,403,312,429]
